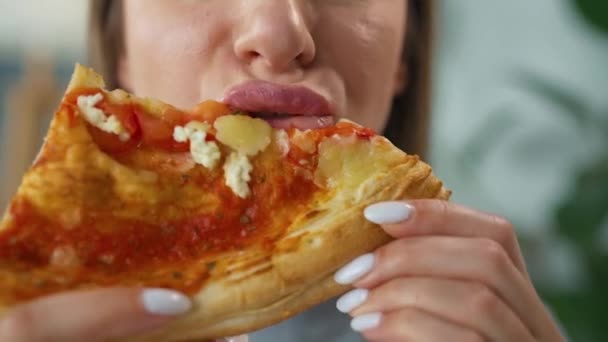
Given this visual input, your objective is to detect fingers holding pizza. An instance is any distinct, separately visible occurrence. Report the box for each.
[0,287,248,342]
[334,200,566,342]
[0,287,191,342]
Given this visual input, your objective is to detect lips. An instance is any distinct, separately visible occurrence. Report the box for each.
[222,81,335,129]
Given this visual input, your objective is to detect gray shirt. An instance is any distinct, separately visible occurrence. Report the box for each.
[250,299,364,342]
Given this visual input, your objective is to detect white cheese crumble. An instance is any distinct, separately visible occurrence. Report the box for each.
[173,121,221,169]
[223,152,253,199]
[77,93,131,141]
[50,245,81,268]
[275,129,290,156]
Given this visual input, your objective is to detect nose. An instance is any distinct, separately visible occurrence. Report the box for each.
[234,0,316,71]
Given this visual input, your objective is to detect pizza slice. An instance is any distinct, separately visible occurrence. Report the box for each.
[0,64,450,341]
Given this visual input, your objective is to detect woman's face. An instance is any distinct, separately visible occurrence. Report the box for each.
[119,0,407,132]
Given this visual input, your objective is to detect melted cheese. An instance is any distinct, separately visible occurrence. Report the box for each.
[214,115,272,156]
[291,129,316,153]
[77,93,131,141]
[223,152,253,199]
[173,121,221,170]
[50,245,81,268]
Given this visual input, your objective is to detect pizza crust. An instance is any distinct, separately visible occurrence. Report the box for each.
[0,65,451,341]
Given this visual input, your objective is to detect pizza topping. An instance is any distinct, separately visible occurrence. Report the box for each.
[239,214,252,224]
[214,115,272,156]
[135,109,187,152]
[99,253,116,265]
[192,100,233,123]
[314,134,397,196]
[291,129,317,154]
[77,93,131,141]
[223,152,253,198]
[327,120,376,139]
[50,245,81,268]
[173,121,209,142]
[59,208,83,230]
[70,87,380,200]
[210,115,275,198]
[274,129,290,156]
[173,121,221,169]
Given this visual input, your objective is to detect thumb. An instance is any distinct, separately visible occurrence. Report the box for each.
[0,288,191,342]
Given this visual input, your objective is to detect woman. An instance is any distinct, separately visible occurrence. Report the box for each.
[0,1,565,341]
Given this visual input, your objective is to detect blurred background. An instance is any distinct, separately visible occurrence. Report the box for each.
[0,1,606,340]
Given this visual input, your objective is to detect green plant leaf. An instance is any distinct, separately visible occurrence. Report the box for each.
[542,288,608,342]
[555,156,608,249]
[572,0,608,35]
[599,107,608,133]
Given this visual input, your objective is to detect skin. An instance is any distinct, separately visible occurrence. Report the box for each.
[0,0,565,341]
[118,0,406,131]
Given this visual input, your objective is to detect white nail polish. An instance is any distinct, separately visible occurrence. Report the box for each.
[141,289,192,315]
[337,289,369,313]
[334,254,375,285]
[364,201,412,224]
[224,336,248,342]
[351,312,382,332]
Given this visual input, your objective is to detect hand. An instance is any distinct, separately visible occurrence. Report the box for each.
[333,200,566,342]
[0,287,247,342]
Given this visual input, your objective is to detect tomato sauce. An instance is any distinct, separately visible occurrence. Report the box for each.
[0,164,318,301]
[64,88,232,155]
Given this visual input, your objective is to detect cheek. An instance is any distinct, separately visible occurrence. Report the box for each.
[122,1,233,108]
[317,4,405,131]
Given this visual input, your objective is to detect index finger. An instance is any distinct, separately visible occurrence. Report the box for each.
[364,199,528,274]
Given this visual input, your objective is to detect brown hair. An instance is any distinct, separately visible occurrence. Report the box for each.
[88,0,434,157]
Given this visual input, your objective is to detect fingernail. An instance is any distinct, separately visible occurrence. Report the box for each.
[364,201,413,224]
[337,289,369,313]
[351,312,382,332]
[141,289,192,315]
[334,253,375,285]
[223,336,248,342]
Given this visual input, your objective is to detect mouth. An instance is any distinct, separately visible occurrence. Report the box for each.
[222,81,336,130]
